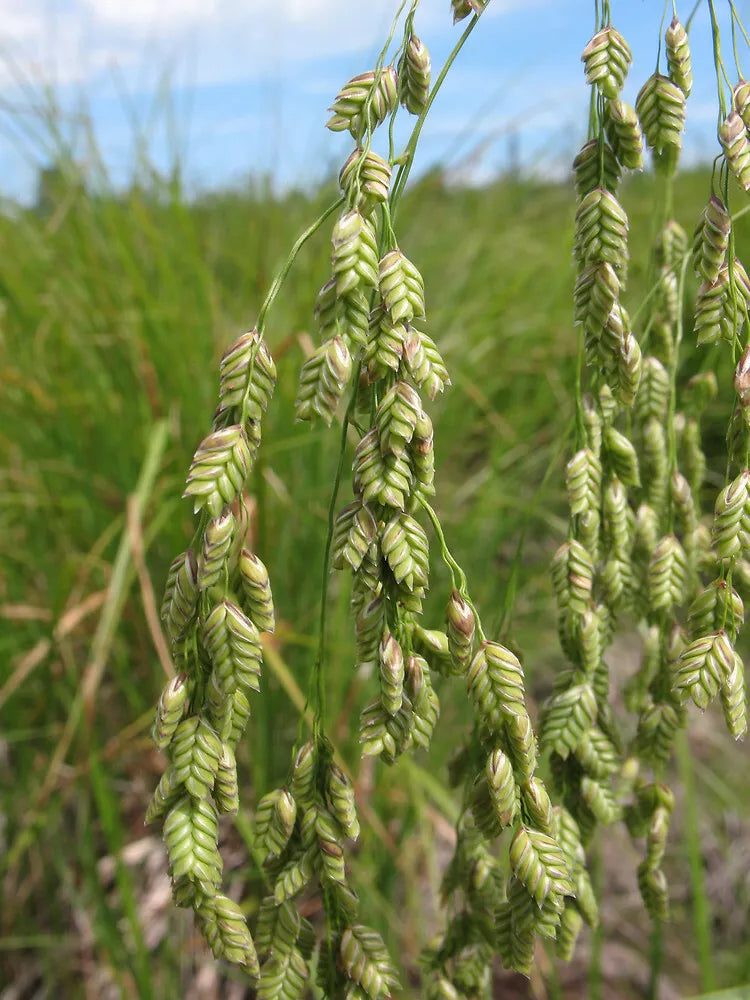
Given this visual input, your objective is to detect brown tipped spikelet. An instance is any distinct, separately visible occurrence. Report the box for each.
[326,66,399,137]
[399,34,431,115]
[582,27,633,98]
[665,17,692,96]
[721,111,750,190]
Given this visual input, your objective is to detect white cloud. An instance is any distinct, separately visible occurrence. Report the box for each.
[0,0,551,92]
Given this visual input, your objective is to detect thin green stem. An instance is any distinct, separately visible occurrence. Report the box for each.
[676,730,715,991]
[729,0,749,78]
[657,0,670,73]
[686,0,703,32]
[390,13,480,218]
[648,920,663,1000]
[257,196,344,335]
[707,0,732,119]
[415,494,486,643]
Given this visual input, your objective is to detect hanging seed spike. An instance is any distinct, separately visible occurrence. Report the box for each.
[675,630,735,709]
[326,66,399,138]
[200,893,259,973]
[226,688,251,749]
[203,599,263,694]
[556,904,584,961]
[197,510,235,591]
[400,33,431,115]
[509,825,573,908]
[604,98,644,170]
[406,654,439,744]
[295,336,353,426]
[670,469,697,536]
[381,512,428,590]
[636,356,670,422]
[565,447,602,516]
[403,328,450,399]
[694,268,730,346]
[736,344,750,415]
[171,715,223,800]
[734,79,750,132]
[339,924,400,999]
[602,476,629,554]
[648,534,688,614]
[572,138,622,197]
[332,501,378,573]
[694,196,731,285]
[146,766,179,825]
[637,860,670,921]
[635,700,685,768]
[379,630,405,715]
[378,249,426,324]
[713,471,750,562]
[375,380,422,457]
[574,187,629,270]
[657,266,679,325]
[313,807,347,887]
[411,412,436,496]
[238,549,275,633]
[217,330,277,420]
[580,775,621,824]
[355,595,385,672]
[255,787,297,860]
[152,672,190,750]
[603,425,640,487]
[163,794,223,895]
[160,553,185,624]
[446,590,476,674]
[484,746,518,828]
[214,742,239,815]
[581,26,632,98]
[364,309,407,380]
[720,650,747,739]
[166,550,199,642]
[314,277,340,339]
[255,896,302,958]
[326,762,360,841]
[575,724,619,780]
[290,741,316,808]
[720,111,750,191]
[341,287,370,348]
[573,262,620,335]
[331,211,379,297]
[540,682,597,759]
[522,776,554,834]
[551,540,594,617]
[466,645,504,733]
[636,73,686,154]
[339,148,392,216]
[184,425,252,517]
[273,848,318,905]
[665,16,692,96]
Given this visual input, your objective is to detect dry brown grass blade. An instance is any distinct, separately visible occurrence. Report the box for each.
[126,494,174,680]
[0,638,51,711]
[54,590,107,641]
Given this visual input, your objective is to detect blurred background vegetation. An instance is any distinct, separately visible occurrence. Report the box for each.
[1,106,750,1000]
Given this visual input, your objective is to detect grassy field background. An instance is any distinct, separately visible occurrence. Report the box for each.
[1,128,750,999]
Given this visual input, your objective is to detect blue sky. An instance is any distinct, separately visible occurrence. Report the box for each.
[1,0,750,203]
